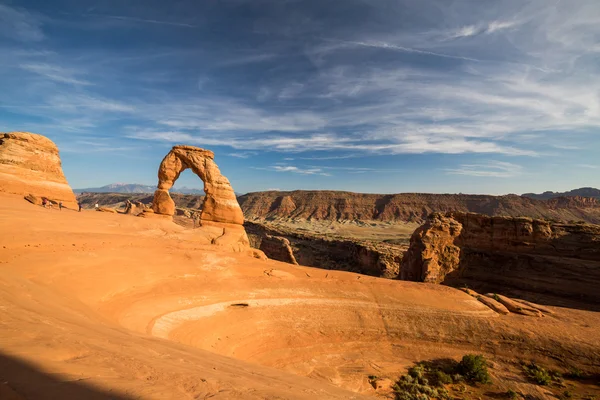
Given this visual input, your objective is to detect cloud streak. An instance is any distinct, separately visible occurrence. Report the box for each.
[445,161,523,178]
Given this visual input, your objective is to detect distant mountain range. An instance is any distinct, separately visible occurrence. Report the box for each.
[74,183,204,195]
[522,187,600,200]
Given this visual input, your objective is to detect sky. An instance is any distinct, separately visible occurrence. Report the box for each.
[1,0,599,195]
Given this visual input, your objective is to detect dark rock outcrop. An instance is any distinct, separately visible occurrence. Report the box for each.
[400,212,600,306]
[259,235,299,265]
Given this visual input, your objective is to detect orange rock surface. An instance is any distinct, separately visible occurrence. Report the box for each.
[0,132,77,209]
[152,145,244,225]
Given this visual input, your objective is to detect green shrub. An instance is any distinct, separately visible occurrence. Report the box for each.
[561,390,573,399]
[506,389,518,399]
[523,362,551,385]
[493,293,500,301]
[457,354,492,384]
[565,367,587,380]
[434,370,453,386]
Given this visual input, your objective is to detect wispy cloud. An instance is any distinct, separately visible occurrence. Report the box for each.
[254,165,331,176]
[20,63,93,85]
[228,151,258,158]
[446,19,520,40]
[0,4,44,41]
[80,13,197,28]
[445,161,523,178]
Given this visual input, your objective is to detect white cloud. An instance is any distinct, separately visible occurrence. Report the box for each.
[0,5,44,41]
[20,63,93,85]
[254,165,331,176]
[228,151,257,158]
[445,161,523,178]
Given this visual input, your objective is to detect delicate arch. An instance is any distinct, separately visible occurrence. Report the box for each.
[151,145,244,225]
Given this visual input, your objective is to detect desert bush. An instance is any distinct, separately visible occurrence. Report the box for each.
[522,362,551,385]
[394,363,452,400]
[433,370,453,386]
[565,367,588,380]
[457,354,492,384]
[506,389,518,399]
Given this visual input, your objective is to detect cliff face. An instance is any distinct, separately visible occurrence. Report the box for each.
[0,132,77,208]
[401,212,600,305]
[245,221,403,278]
[238,191,600,224]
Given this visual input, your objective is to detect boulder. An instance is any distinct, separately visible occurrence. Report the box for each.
[259,235,299,265]
[475,295,510,315]
[485,294,542,317]
[511,298,554,315]
[1,132,77,209]
[24,193,41,206]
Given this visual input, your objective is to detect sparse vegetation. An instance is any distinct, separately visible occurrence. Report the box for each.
[391,355,492,400]
[565,367,588,380]
[457,354,492,384]
[522,362,553,386]
[493,293,501,301]
[506,389,518,399]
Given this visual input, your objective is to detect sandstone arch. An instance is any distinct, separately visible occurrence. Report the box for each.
[151,145,244,225]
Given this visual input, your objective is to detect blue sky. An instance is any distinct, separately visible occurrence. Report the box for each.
[1,0,599,194]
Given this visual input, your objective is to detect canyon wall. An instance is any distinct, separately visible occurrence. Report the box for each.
[401,212,600,306]
[238,190,600,224]
[245,221,403,278]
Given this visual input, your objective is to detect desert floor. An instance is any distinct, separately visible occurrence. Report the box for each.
[1,193,599,399]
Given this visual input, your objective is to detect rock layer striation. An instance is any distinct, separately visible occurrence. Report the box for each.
[401,212,600,305]
[0,132,77,208]
[152,145,243,225]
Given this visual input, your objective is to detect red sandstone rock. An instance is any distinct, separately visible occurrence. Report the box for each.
[259,235,299,265]
[475,295,510,315]
[485,294,543,317]
[400,212,600,304]
[0,132,77,209]
[152,146,244,226]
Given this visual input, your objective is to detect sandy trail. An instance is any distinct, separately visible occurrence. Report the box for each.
[1,193,599,399]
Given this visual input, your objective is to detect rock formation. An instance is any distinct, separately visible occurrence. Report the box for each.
[148,145,250,251]
[0,132,77,208]
[259,235,299,265]
[238,190,600,224]
[401,212,600,305]
[246,221,403,278]
[151,146,243,225]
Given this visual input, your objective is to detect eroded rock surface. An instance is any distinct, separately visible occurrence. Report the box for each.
[149,145,250,251]
[246,221,403,277]
[401,212,600,305]
[238,190,600,224]
[259,235,299,265]
[0,132,77,208]
[152,146,243,225]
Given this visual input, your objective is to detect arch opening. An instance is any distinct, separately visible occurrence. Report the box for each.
[150,145,244,226]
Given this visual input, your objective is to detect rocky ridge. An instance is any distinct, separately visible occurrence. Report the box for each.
[0,132,77,208]
[524,187,600,200]
[238,190,600,224]
[401,212,600,307]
